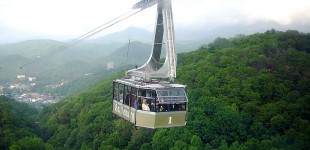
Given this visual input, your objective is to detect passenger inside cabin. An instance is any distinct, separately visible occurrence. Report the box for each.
[171,103,179,111]
[119,90,123,103]
[133,99,137,109]
[125,89,130,105]
[148,99,156,111]
[142,99,150,111]
[137,96,142,110]
[156,104,165,112]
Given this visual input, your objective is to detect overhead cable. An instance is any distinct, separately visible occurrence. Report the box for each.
[20,6,147,69]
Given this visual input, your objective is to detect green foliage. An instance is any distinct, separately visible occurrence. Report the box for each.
[1,30,309,149]
[207,37,233,51]
[176,30,310,149]
[0,96,40,150]
[37,74,123,149]
[9,137,47,150]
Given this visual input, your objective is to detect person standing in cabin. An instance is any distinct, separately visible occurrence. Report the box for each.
[142,98,150,111]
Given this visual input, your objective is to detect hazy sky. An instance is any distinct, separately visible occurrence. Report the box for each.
[1,0,310,43]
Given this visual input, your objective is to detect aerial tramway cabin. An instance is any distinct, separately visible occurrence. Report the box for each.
[112,79,188,128]
[112,0,188,128]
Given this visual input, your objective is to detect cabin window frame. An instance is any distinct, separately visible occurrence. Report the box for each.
[113,82,117,101]
[119,84,125,103]
[155,88,188,112]
[113,81,188,112]
[124,85,131,106]
[130,87,137,109]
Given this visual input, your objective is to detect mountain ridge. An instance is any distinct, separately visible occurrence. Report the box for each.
[1,30,309,149]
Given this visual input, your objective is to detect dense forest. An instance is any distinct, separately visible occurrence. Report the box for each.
[0,30,309,149]
[0,96,43,149]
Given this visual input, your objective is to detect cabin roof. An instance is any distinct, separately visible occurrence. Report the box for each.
[114,78,186,89]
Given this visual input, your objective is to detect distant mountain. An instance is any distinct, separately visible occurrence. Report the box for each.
[0,26,205,61]
[0,39,123,63]
[88,26,205,53]
[0,40,64,58]
[174,21,310,53]
[0,39,153,88]
[110,41,151,58]
[0,55,30,82]
[0,26,207,90]
[93,41,152,69]
[88,27,153,44]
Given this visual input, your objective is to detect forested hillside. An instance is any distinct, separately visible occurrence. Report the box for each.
[1,30,309,149]
[0,96,45,149]
[176,29,310,149]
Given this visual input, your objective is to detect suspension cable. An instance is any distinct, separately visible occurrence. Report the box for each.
[19,6,146,69]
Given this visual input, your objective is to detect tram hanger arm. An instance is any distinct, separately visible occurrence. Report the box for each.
[133,0,158,10]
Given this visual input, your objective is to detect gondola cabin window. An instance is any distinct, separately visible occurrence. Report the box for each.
[113,82,187,112]
[124,86,131,106]
[118,84,124,103]
[156,89,187,112]
[113,82,119,102]
[130,87,137,108]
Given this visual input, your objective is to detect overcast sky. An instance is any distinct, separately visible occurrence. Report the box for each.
[1,0,310,44]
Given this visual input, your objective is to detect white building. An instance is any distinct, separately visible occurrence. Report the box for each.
[29,77,36,82]
[17,75,26,80]
[107,61,114,69]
